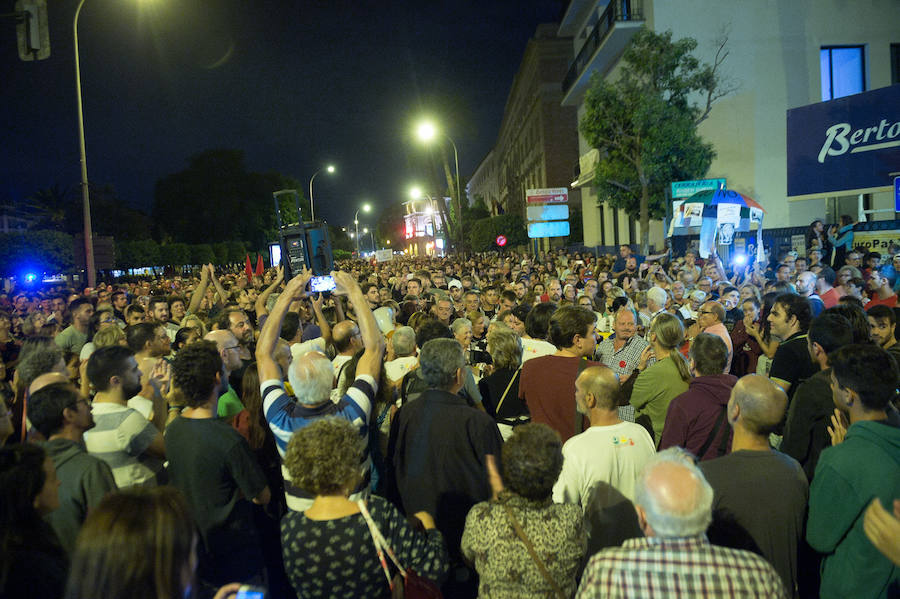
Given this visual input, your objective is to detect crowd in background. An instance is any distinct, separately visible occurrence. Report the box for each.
[1,219,899,598]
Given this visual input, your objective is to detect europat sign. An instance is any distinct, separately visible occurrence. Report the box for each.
[786,84,900,199]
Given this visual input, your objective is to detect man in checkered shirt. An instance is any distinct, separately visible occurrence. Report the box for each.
[576,448,787,599]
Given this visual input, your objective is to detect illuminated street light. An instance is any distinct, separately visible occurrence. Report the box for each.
[416,121,437,142]
[308,164,336,222]
[413,119,462,251]
[354,203,371,255]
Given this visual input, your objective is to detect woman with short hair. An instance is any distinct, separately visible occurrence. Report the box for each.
[479,327,528,440]
[280,417,448,598]
[462,423,586,597]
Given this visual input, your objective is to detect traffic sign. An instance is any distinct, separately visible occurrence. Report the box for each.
[495,235,507,247]
[526,204,569,222]
[528,221,570,238]
[526,188,568,204]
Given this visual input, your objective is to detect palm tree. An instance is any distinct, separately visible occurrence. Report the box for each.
[24,184,76,230]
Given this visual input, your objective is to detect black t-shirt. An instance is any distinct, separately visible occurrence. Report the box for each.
[769,332,817,401]
[701,450,808,594]
[165,417,267,583]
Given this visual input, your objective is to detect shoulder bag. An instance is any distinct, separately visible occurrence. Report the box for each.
[501,503,566,599]
[357,500,443,599]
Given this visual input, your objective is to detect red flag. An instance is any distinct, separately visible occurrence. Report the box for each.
[255,254,264,277]
[245,254,252,279]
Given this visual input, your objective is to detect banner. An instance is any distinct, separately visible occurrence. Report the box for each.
[787,85,900,198]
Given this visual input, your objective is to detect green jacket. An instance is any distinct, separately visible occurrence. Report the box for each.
[807,415,900,599]
[630,356,690,445]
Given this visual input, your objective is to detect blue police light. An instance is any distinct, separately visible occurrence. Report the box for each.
[24,273,38,284]
[732,254,747,266]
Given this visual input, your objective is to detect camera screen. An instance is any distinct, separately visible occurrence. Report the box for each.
[309,275,336,293]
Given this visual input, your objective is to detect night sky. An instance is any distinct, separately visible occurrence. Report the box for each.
[1,0,564,231]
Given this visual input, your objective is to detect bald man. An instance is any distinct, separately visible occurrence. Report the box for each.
[700,375,808,597]
[205,330,247,422]
[690,301,732,373]
[553,366,656,507]
[330,319,363,394]
[577,448,787,598]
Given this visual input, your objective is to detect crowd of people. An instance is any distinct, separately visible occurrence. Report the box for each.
[0,232,899,598]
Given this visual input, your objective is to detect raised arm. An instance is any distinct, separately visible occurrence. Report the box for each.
[332,271,385,381]
[255,269,312,382]
[187,265,210,315]
[255,265,284,318]
[208,264,228,308]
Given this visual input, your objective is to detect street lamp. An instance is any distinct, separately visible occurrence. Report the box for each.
[74,0,96,287]
[354,203,371,255]
[308,164,335,222]
[415,119,461,250]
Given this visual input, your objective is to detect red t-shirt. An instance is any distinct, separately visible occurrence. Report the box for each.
[820,287,840,309]
[865,294,898,310]
[519,354,596,442]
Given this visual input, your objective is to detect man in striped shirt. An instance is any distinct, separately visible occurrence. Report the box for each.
[256,268,384,512]
[576,448,786,598]
[83,345,166,488]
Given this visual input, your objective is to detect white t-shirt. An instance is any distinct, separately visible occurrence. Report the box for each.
[384,356,418,384]
[552,421,656,508]
[520,337,557,362]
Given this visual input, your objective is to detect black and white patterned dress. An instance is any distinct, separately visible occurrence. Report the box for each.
[281,495,448,598]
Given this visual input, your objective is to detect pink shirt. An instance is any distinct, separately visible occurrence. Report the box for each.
[703,322,733,373]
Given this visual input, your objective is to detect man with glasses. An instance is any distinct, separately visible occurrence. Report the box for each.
[690,301,732,373]
[205,330,249,423]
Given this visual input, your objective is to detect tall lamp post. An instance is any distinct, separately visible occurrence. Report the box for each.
[308,164,335,222]
[74,0,95,287]
[354,203,371,255]
[416,120,461,251]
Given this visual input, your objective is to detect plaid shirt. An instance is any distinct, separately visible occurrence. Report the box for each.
[576,535,787,599]
[596,334,649,378]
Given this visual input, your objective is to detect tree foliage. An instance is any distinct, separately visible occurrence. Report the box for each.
[468,214,528,252]
[153,149,302,250]
[0,230,74,275]
[580,28,730,252]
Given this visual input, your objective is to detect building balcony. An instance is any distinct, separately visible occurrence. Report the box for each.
[561,0,644,106]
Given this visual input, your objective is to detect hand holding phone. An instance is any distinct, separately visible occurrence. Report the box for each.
[309,275,336,293]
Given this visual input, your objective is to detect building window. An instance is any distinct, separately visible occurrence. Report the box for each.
[820,46,865,101]
[892,44,900,85]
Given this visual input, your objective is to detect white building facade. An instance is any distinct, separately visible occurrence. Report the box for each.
[560,0,900,249]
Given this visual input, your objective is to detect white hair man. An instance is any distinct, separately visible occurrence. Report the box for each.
[384,325,417,384]
[645,286,668,320]
[256,269,385,511]
[576,448,787,598]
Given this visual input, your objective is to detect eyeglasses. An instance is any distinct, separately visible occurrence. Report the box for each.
[223,345,241,351]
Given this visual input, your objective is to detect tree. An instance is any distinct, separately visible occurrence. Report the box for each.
[0,230,74,275]
[191,244,215,265]
[23,184,78,231]
[153,149,301,249]
[469,214,528,253]
[580,28,731,253]
[159,243,190,267]
[116,239,160,269]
